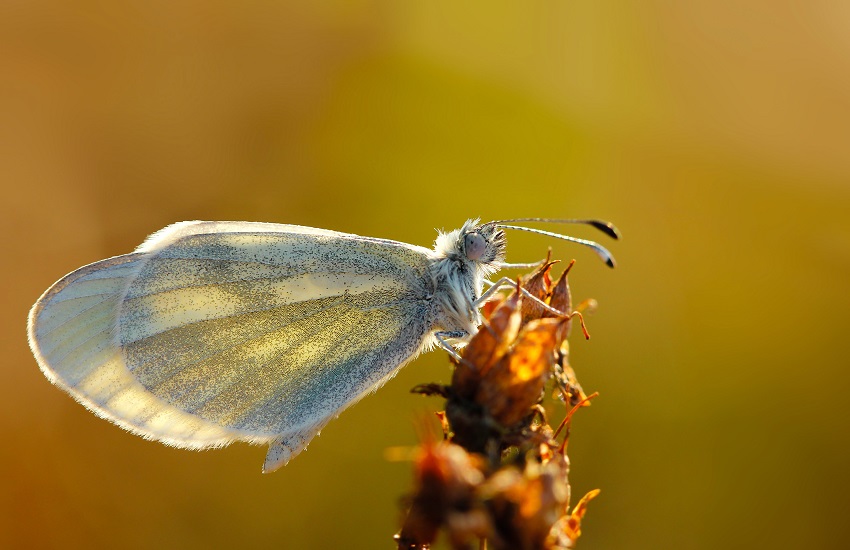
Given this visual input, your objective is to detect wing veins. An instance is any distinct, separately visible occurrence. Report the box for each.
[181,303,358,417]
[123,270,397,301]
[143,294,350,396]
[48,276,133,303]
[149,253,404,270]
[122,285,419,344]
[37,294,114,338]
[50,324,114,366]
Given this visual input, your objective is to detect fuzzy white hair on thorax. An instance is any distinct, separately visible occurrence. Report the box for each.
[433,218,480,259]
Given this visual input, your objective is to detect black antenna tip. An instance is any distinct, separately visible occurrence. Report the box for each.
[605,257,616,268]
[589,220,621,240]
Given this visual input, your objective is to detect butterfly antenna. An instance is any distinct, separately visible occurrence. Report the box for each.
[489,218,621,240]
[494,224,617,268]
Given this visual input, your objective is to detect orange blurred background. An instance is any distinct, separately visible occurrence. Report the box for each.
[2,2,849,549]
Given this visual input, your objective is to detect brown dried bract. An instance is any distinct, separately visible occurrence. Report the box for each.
[519,259,557,325]
[451,291,521,401]
[474,317,564,428]
[546,489,601,549]
[548,261,574,340]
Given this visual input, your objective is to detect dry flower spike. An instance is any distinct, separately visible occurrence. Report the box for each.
[397,260,605,550]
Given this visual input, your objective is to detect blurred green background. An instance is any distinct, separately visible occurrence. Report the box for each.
[2,1,849,549]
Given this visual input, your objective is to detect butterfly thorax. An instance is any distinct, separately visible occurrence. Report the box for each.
[426,219,506,335]
[426,256,481,334]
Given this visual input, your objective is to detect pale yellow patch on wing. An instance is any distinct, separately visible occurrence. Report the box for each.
[121,271,405,344]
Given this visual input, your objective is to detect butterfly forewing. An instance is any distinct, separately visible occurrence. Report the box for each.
[29,222,436,451]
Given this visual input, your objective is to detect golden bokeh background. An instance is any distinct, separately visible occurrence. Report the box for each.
[2,2,849,549]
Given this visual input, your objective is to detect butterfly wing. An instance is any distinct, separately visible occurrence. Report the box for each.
[28,221,436,470]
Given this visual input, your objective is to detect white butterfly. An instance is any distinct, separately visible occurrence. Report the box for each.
[27,218,617,472]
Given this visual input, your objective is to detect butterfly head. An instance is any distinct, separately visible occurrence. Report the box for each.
[434,217,620,272]
[434,219,506,270]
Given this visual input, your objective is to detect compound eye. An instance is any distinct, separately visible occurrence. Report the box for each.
[464,232,487,261]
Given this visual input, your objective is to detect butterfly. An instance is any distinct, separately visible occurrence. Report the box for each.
[27,218,618,472]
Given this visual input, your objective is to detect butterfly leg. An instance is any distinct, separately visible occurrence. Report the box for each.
[434,330,467,361]
[478,277,566,317]
[492,260,545,269]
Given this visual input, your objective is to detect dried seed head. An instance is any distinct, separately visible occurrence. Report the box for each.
[399,255,607,549]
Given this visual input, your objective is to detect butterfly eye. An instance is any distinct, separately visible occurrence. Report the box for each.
[463,232,487,261]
